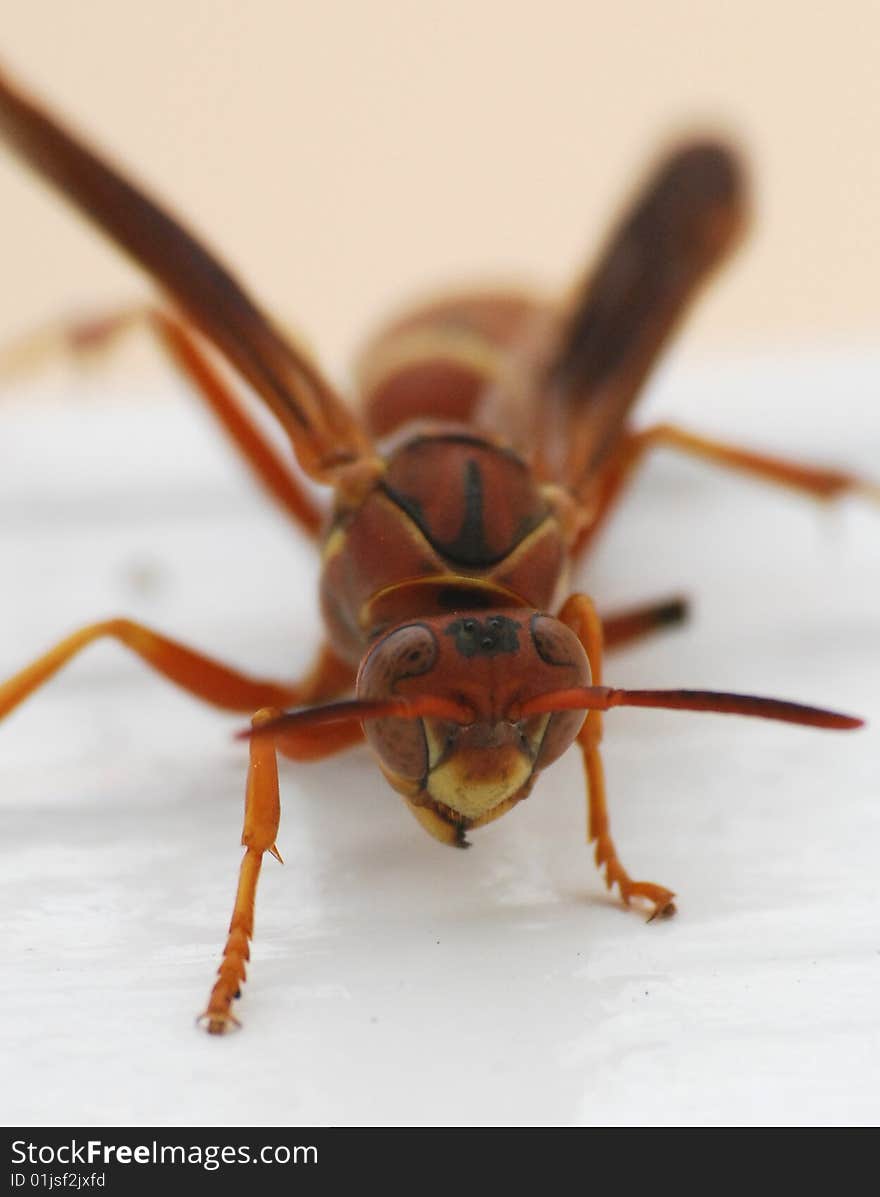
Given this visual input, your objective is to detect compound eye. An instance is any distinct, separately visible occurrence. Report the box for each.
[358,625,438,783]
[526,614,590,770]
[530,614,587,671]
[534,709,586,771]
[358,623,438,699]
[364,712,429,782]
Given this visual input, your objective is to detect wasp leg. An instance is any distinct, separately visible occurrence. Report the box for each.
[577,421,880,554]
[558,593,676,920]
[0,623,357,1035]
[0,619,354,720]
[199,707,284,1034]
[602,596,689,651]
[200,706,367,1034]
[0,304,325,536]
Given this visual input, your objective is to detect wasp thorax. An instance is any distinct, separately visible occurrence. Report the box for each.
[357,609,590,837]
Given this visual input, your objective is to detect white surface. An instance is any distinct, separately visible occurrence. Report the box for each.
[1,350,878,1127]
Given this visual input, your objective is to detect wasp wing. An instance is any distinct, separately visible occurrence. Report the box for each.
[0,66,370,480]
[530,140,747,493]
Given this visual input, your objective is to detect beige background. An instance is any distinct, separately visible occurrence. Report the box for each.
[1,1,878,375]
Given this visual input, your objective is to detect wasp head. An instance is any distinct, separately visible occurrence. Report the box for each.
[356,608,590,840]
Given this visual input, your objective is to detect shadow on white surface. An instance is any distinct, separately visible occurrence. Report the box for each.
[1,349,878,1126]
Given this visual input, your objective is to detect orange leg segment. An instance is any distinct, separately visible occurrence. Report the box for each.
[0,304,325,536]
[200,706,284,1034]
[0,621,360,1033]
[558,593,676,920]
[576,420,880,554]
[0,618,355,720]
[199,699,368,1034]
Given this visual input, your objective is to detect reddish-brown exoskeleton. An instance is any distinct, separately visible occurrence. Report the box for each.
[0,67,873,1033]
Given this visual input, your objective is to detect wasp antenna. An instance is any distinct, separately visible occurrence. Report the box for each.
[518,686,863,730]
[236,695,473,743]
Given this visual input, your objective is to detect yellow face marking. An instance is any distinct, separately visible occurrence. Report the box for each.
[423,719,449,770]
[522,713,550,756]
[427,744,533,819]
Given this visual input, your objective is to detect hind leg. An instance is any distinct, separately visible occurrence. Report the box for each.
[577,421,879,554]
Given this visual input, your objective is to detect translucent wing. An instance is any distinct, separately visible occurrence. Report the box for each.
[530,140,747,491]
[0,66,370,480]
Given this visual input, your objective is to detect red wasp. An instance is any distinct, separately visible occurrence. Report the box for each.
[0,66,872,1033]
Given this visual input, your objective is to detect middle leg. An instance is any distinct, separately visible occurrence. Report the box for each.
[0,618,355,722]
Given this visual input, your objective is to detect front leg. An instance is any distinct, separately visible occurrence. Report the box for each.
[199,707,285,1035]
[558,593,676,920]
[199,700,370,1034]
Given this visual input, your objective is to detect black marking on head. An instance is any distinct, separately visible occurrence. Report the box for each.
[445,614,521,658]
